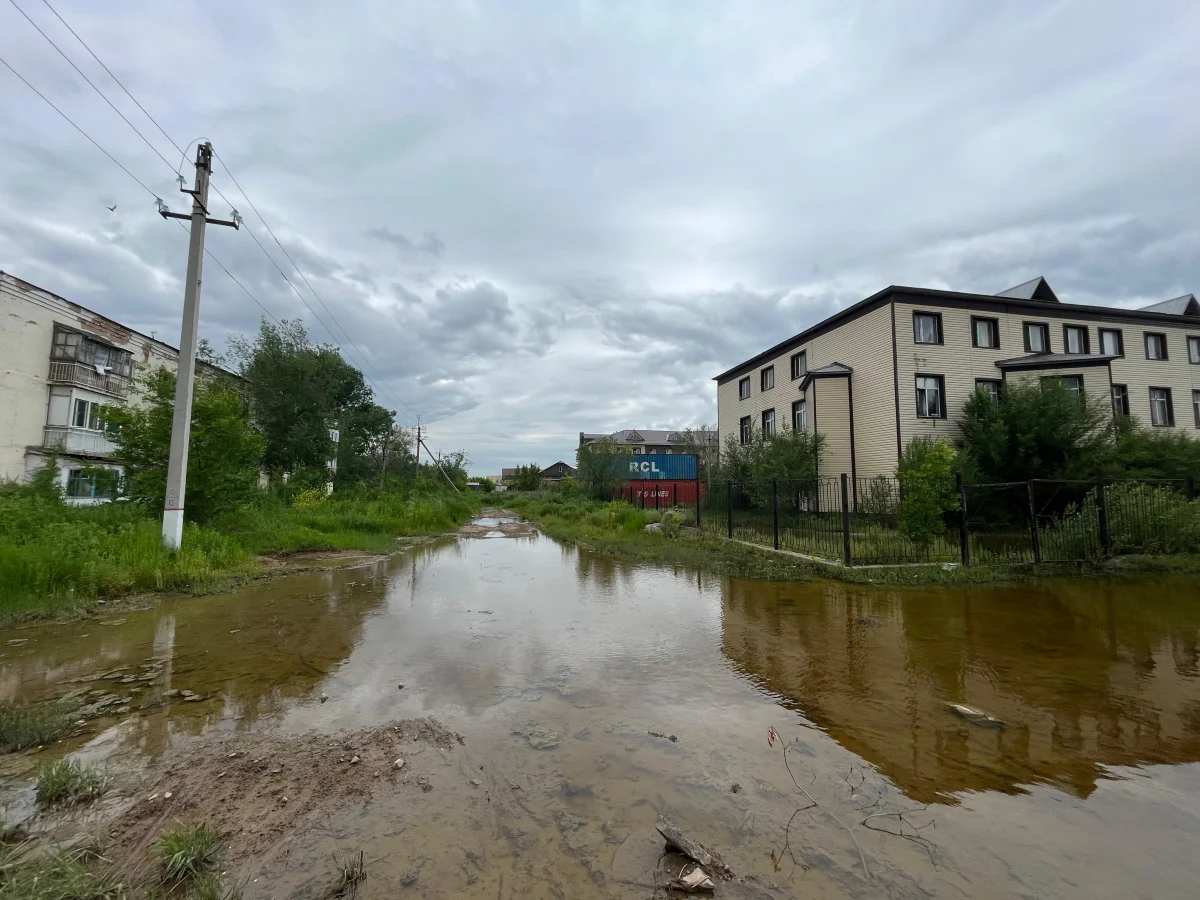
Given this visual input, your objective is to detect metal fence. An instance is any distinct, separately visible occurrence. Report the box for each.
[690,475,1198,568]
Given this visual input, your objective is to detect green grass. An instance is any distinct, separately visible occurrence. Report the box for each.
[153,824,223,884]
[0,701,77,752]
[36,760,106,807]
[0,482,476,623]
[0,849,127,900]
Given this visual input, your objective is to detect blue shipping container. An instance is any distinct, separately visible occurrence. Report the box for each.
[626,454,697,480]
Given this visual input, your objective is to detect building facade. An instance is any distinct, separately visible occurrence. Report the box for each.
[715,277,1200,481]
[579,429,716,454]
[0,271,225,503]
[539,460,577,481]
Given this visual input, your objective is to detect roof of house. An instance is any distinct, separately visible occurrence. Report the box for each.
[1139,294,1200,316]
[540,460,576,475]
[994,352,1118,371]
[798,361,853,390]
[714,278,1200,383]
[580,429,718,445]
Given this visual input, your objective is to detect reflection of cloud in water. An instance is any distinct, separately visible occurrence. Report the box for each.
[720,577,1200,802]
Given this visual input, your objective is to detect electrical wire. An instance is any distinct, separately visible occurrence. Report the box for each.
[11,1,419,420]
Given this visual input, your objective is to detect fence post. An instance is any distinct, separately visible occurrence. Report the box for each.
[673,483,678,508]
[1187,477,1196,501]
[1027,481,1042,564]
[840,473,852,566]
[695,481,701,528]
[956,473,971,566]
[726,481,733,538]
[1096,479,1111,555]
[655,485,660,511]
[772,479,780,550]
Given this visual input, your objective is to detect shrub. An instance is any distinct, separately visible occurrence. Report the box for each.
[896,437,959,551]
[717,424,825,507]
[575,439,628,499]
[154,824,223,884]
[36,759,107,806]
[1053,482,1200,555]
[509,464,543,492]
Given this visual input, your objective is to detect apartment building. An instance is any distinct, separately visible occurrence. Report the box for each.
[579,429,716,454]
[715,277,1200,481]
[0,271,228,503]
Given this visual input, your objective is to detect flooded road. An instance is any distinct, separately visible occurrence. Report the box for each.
[2,525,1200,898]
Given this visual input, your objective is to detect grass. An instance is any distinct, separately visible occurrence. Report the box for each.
[0,849,128,900]
[326,850,366,899]
[153,824,223,884]
[0,701,77,752]
[0,482,477,624]
[36,760,106,807]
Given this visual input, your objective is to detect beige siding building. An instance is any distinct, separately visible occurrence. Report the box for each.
[0,271,223,502]
[715,277,1200,481]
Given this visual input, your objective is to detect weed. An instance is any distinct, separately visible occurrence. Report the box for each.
[0,849,128,900]
[327,851,366,899]
[0,701,75,752]
[153,824,223,884]
[36,759,107,806]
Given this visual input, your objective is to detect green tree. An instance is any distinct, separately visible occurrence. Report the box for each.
[1110,417,1200,480]
[677,424,720,483]
[510,464,543,491]
[958,378,1113,482]
[576,438,628,500]
[716,424,824,504]
[896,436,959,551]
[104,368,264,522]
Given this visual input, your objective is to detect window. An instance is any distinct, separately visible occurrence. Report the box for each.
[1189,336,1200,365]
[50,327,133,377]
[1041,375,1083,396]
[790,350,807,380]
[1099,328,1123,357]
[1063,325,1089,355]
[792,398,807,432]
[761,408,775,436]
[1111,384,1130,417]
[1149,387,1174,426]
[1024,322,1050,354]
[738,376,751,400]
[72,399,102,431]
[65,468,116,500]
[915,375,945,418]
[739,415,752,445]
[1145,332,1168,360]
[913,312,943,345]
[975,379,1001,402]
[971,317,999,349]
[1194,390,1200,429]
[761,366,775,391]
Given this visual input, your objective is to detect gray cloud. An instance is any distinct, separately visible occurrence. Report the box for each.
[1,0,1197,472]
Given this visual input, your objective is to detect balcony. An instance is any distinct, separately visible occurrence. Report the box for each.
[42,425,116,457]
[47,360,131,398]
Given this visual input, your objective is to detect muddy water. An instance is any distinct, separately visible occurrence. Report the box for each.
[2,530,1200,898]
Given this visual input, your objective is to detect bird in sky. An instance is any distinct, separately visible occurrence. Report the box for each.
[106,204,117,211]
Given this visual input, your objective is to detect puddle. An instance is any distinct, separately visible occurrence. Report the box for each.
[470,517,519,527]
[2,538,1199,897]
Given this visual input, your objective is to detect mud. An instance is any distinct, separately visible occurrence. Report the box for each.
[458,507,537,538]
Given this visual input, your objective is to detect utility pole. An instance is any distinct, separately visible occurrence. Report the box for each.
[414,420,421,480]
[157,142,240,549]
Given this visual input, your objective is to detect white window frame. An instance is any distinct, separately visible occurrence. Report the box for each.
[913,312,943,345]
[1111,384,1130,417]
[761,408,775,437]
[1145,332,1168,361]
[1064,325,1088,355]
[790,350,807,380]
[915,375,945,419]
[1149,387,1174,426]
[975,379,1001,402]
[971,317,999,349]
[1188,336,1200,365]
[760,366,774,392]
[1024,322,1050,354]
[792,397,807,432]
[739,415,752,445]
[1194,390,1200,429]
[1100,328,1123,357]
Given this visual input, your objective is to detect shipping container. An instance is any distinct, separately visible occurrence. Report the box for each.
[618,480,706,506]
[625,453,698,480]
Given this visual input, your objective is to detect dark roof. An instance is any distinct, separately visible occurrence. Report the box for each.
[714,281,1200,383]
[539,461,576,476]
[995,276,1060,303]
[799,362,852,390]
[994,352,1117,371]
[1139,294,1200,316]
[582,429,714,445]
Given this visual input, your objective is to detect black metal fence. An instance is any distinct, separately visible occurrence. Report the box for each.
[693,475,1198,567]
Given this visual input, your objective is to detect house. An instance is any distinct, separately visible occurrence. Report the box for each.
[0,271,231,503]
[578,429,716,455]
[540,460,576,481]
[715,277,1200,481]
[499,467,519,485]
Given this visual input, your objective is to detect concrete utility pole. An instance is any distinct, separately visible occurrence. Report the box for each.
[414,421,421,480]
[158,142,240,549]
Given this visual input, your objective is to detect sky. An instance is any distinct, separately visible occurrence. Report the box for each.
[1,0,1198,475]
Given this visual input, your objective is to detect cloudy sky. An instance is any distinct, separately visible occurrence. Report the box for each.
[2,0,1197,473]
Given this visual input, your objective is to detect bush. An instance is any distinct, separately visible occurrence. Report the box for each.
[0,700,76,751]
[1053,482,1200,554]
[509,464,543,492]
[717,424,825,507]
[154,824,223,884]
[896,437,959,551]
[36,759,107,806]
[575,439,628,499]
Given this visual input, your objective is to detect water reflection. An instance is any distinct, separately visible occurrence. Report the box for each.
[720,578,1200,802]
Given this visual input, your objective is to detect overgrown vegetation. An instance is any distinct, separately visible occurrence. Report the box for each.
[0,848,128,900]
[36,759,107,807]
[0,700,77,752]
[717,424,824,491]
[508,464,544,492]
[154,824,223,884]
[896,437,959,551]
[575,438,628,499]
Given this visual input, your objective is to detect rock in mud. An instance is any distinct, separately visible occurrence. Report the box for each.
[947,702,1005,728]
[645,523,663,533]
[515,727,561,750]
[393,758,405,770]
[319,694,329,703]
[656,817,732,879]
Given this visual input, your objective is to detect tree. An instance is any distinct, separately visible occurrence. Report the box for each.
[958,379,1113,482]
[229,319,379,477]
[677,424,720,483]
[335,402,396,488]
[510,464,543,492]
[104,368,264,522]
[896,436,959,552]
[716,423,823,487]
[576,438,628,500]
[365,424,415,489]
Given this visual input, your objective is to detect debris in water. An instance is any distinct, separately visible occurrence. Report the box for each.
[320,694,329,703]
[648,730,679,743]
[947,703,1005,729]
[656,816,732,879]
[229,629,240,634]
[397,683,405,690]
[670,864,715,893]
[730,783,742,794]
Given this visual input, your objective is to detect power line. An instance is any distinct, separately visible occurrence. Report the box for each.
[9,2,417,421]
[6,0,179,175]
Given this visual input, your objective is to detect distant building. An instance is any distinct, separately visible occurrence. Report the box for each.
[540,460,576,481]
[499,467,519,485]
[578,429,716,455]
[0,271,233,503]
